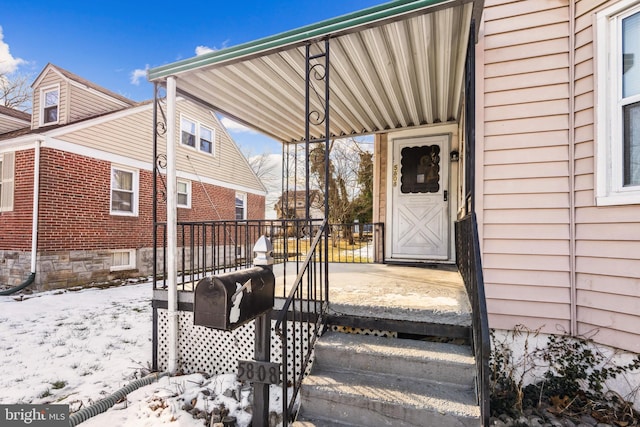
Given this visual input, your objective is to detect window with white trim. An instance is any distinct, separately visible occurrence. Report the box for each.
[235,192,247,220]
[180,115,216,155]
[110,166,139,215]
[596,1,640,205]
[181,117,196,148]
[41,85,59,125]
[0,152,15,212]
[200,125,214,154]
[110,249,136,271]
[177,179,191,208]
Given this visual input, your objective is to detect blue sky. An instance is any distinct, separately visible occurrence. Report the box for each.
[0,0,383,154]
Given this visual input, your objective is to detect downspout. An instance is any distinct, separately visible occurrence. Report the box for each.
[166,76,179,373]
[568,0,577,336]
[31,139,41,277]
[0,139,40,296]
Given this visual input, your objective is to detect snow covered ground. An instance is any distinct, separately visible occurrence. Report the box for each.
[0,283,277,426]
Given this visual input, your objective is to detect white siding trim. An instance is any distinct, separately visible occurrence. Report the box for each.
[595,0,640,205]
[0,136,43,153]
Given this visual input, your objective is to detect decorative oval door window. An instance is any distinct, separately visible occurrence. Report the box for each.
[400,145,440,193]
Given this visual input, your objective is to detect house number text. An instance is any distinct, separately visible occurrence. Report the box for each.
[237,360,281,384]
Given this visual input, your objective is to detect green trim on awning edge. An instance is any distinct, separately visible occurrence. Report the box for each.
[147,0,457,81]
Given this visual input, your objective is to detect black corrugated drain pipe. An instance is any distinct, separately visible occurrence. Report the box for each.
[0,272,36,296]
[69,372,170,426]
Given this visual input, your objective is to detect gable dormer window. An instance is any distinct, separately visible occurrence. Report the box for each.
[41,86,59,125]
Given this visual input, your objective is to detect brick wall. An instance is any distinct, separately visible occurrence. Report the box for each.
[0,146,266,290]
[0,149,35,251]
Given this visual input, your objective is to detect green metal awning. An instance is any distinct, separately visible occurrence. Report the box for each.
[148,0,483,143]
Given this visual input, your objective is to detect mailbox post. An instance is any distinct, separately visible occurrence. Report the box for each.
[252,236,274,427]
[193,236,277,427]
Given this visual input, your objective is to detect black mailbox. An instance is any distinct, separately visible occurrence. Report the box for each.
[194,266,275,331]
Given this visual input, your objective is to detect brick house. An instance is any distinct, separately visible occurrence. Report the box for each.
[0,64,266,290]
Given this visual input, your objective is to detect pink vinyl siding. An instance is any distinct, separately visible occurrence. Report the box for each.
[479,0,640,353]
[480,0,572,334]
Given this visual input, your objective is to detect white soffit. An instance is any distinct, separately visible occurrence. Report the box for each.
[150,1,477,144]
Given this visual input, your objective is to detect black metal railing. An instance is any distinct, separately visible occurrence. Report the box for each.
[153,220,384,291]
[325,222,384,263]
[274,219,328,424]
[455,212,490,426]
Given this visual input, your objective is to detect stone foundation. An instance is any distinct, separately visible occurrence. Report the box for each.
[0,245,245,291]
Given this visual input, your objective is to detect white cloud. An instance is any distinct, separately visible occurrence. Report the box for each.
[221,117,257,134]
[195,45,216,56]
[130,65,149,85]
[0,26,25,74]
[195,40,229,56]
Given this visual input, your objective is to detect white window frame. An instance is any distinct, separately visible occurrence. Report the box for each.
[0,152,15,212]
[596,0,640,205]
[40,84,60,126]
[180,116,197,148]
[199,125,214,154]
[110,165,139,216]
[180,114,216,156]
[235,192,247,220]
[177,179,191,208]
[110,249,136,272]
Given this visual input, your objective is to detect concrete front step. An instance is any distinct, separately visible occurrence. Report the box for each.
[299,368,480,426]
[313,331,475,387]
[297,331,481,426]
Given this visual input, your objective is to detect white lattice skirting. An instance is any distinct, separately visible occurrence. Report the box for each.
[156,309,314,379]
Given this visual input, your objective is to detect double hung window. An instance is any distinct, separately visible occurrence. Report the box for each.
[596,1,640,205]
[41,86,60,125]
[181,115,215,155]
[110,166,139,215]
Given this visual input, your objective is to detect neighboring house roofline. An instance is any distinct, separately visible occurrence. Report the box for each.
[0,101,152,142]
[0,98,268,196]
[0,133,267,196]
[0,105,31,122]
[31,63,136,108]
[209,110,268,194]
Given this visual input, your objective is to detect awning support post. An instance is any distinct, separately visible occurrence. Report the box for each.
[166,76,179,374]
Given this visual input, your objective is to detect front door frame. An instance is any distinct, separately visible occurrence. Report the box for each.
[386,132,454,262]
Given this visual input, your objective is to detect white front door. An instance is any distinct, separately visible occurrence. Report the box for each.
[389,135,449,260]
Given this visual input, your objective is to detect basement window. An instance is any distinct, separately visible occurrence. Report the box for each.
[111,249,136,271]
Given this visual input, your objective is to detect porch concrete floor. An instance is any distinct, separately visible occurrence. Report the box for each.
[273,263,471,327]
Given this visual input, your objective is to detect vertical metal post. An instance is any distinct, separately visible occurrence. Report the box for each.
[305,44,311,221]
[323,39,330,303]
[465,20,476,215]
[253,313,270,427]
[253,236,274,427]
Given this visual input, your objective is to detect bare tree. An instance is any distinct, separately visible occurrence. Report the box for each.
[0,72,32,112]
[310,137,373,244]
